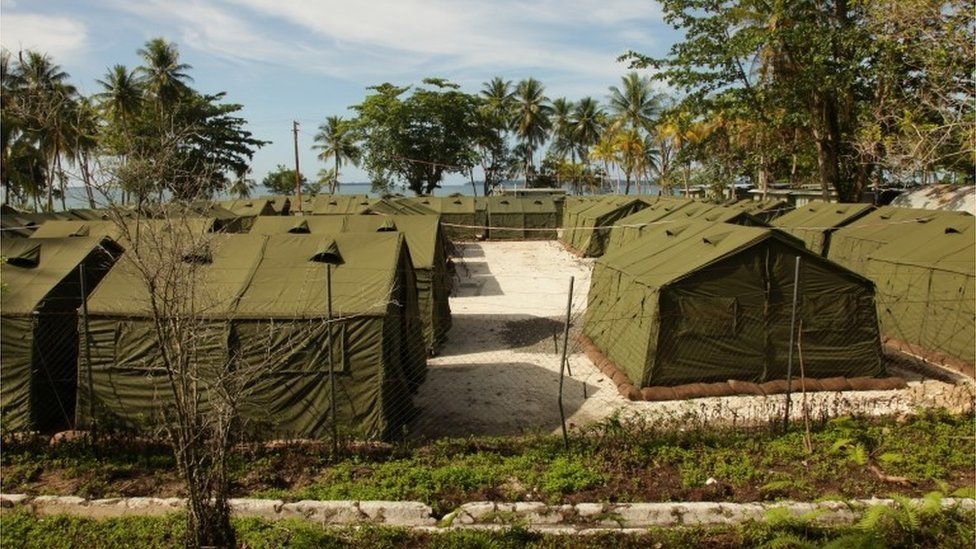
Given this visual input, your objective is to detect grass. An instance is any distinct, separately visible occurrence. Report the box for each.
[2,410,973,516]
[3,500,974,549]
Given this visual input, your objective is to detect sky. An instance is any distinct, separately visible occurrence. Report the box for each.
[0,0,679,186]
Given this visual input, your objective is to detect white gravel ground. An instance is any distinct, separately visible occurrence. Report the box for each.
[409,241,974,440]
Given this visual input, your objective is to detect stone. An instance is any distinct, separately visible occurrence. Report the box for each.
[614,503,680,527]
[0,494,30,509]
[357,501,435,526]
[229,498,284,521]
[31,495,87,516]
[280,500,363,525]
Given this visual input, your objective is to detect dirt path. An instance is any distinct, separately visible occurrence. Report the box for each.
[410,242,973,440]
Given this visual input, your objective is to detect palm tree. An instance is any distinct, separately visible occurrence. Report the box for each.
[549,97,575,162]
[15,51,76,211]
[614,129,646,195]
[570,97,604,167]
[313,116,361,194]
[512,78,552,187]
[137,38,192,109]
[228,171,254,198]
[481,77,514,120]
[97,64,143,129]
[589,131,619,193]
[608,72,663,134]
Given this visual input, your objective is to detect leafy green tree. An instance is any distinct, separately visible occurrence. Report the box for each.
[261,164,308,195]
[312,116,361,194]
[351,79,479,195]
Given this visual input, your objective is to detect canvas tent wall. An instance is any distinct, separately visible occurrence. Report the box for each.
[865,214,974,366]
[485,196,558,240]
[772,201,874,256]
[76,232,426,440]
[365,197,439,216]
[1,237,120,432]
[251,214,452,353]
[261,195,291,215]
[564,197,649,257]
[409,196,485,240]
[585,221,884,389]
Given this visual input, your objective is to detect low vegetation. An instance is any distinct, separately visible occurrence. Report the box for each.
[3,411,972,518]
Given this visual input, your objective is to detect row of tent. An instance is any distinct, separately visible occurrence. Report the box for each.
[1,224,431,439]
[560,195,791,257]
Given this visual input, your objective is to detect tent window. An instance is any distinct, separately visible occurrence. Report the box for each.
[945,227,961,234]
[676,296,738,337]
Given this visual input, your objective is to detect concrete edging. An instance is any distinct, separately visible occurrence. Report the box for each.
[2,494,973,530]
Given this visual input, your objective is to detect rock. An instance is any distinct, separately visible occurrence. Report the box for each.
[0,494,30,508]
[357,501,435,526]
[279,500,362,525]
[229,498,284,521]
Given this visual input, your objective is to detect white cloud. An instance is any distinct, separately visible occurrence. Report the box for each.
[0,12,89,62]
[108,0,662,87]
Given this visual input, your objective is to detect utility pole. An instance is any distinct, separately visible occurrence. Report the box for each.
[293,120,303,215]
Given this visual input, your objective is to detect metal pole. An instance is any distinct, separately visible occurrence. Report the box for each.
[783,256,801,431]
[327,263,337,455]
[558,276,575,451]
[293,121,303,216]
[80,264,97,450]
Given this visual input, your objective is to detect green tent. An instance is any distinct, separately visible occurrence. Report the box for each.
[865,214,974,366]
[261,195,292,215]
[772,201,874,256]
[254,214,452,354]
[485,196,558,240]
[1,208,78,238]
[76,232,426,440]
[828,207,973,276]
[219,199,277,229]
[1,237,121,432]
[312,195,377,215]
[250,216,347,235]
[365,197,439,216]
[408,196,485,240]
[604,198,695,255]
[585,221,884,388]
[28,217,220,240]
[565,197,650,256]
[288,194,316,215]
[729,199,792,223]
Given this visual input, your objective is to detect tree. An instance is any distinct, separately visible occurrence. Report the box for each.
[352,79,479,195]
[137,38,192,110]
[96,65,143,130]
[262,164,308,195]
[569,97,605,167]
[474,77,517,195]
[512,78,552,187]
[313,116,361,194]
[607,72,663,134]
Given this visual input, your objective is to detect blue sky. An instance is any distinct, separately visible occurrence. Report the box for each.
[1,0,678,186]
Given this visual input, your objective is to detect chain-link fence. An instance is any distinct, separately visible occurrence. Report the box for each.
[1,219,972,450]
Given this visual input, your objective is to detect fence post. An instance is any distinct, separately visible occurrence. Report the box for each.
[79,263,96,444]
[558,276,575,451]
[784,256,801,432]
[327,263,338,455]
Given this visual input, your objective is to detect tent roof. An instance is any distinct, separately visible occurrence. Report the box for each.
[832,206,972,248]
[250,214,440,269]
[29,218,218,240]
[576,197,646,222]
[869,213,974,276]
[342,215,441,268]
[772,201,874,230]
[599,221,819,289]
[235,232,407,317]
[1,237,118,315]
[219,198,275,217]
[249,216,346,235]
[311,194,376,215]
